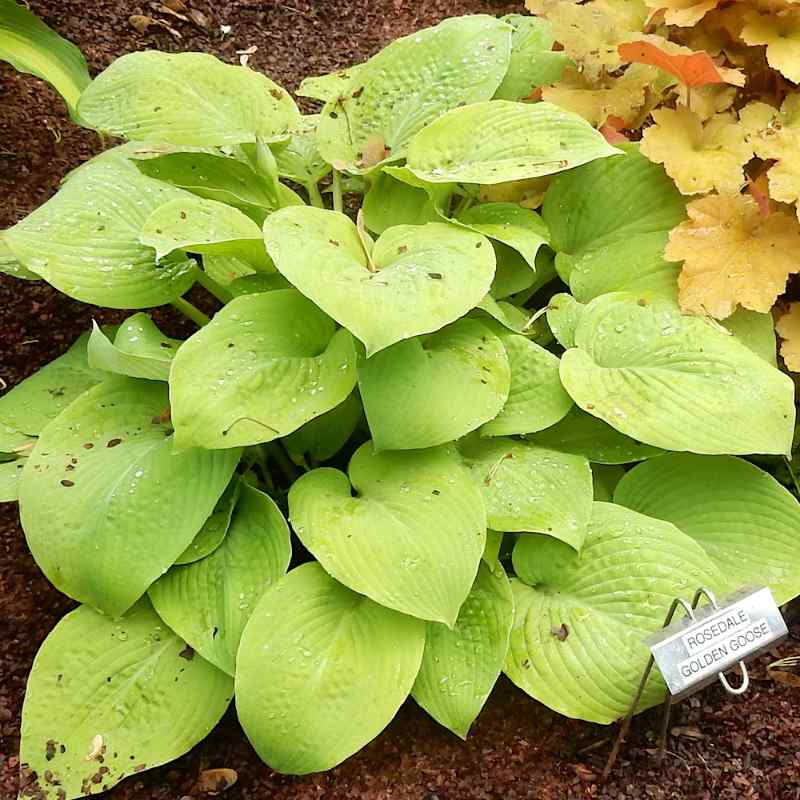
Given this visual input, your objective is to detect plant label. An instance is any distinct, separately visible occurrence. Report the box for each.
[646,587,788,698]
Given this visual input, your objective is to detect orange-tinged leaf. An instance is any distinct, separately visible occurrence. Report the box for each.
[666,193,800,319]
[600,122,630,143]
[776,303,800,371]
[644,0,720,26]
[748,173,773,217]
[741,9,800,83]
[618,35,745,87]
[640,106,752,195]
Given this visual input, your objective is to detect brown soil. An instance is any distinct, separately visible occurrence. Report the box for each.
[1,2,799,799]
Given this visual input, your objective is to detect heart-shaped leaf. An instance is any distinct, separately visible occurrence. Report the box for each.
[506,502,724,723]
[19,377,240,617]
[412,561,514,738]
[458,436,592,550]
[87,315,180,381]
[263,207,496,355]
[546,292,584,349]
[615,454,800,605]
[169,289,358,450]
[316,16,512,172]
[149,484,291,675]
[362,171,447,235]
[174,477,241,565]
[288,443,486,625]
[407,100,620,184]
[236,563,425,773]
[78,51,300,146]
[5,160,197,308]
[20,599,232,799]
[559,294,795,455]
[297,65,364,102]
[358,319,510,450]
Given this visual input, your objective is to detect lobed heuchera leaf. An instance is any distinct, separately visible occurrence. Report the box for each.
[457,436,592,551]
[643,0,720,27]
[506,502,724,724]
[19,377,240,617]
[406,100,621,184]
[20,599,233,800]
[236,563,425,774]
[777,303,800,372]
[615,454,800,606]
[358,319,511,450]
[740,9,800,85]
[78,51,300,146]
[559,294,796,455]
[263,207,496,355]
[149,484,291,675]
[412,561,514,738]
[87,315,180,381]
[316,15,512,172]
[169,289,358,450]
[288,443,486,625]
[5,160,197,308]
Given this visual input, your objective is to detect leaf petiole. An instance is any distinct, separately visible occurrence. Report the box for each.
[170,297,211,327]
[195,269,233,304]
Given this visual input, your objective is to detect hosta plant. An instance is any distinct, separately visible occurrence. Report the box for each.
[2,2,800,797]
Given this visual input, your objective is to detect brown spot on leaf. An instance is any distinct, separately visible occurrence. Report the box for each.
[551,623,569,641]
[106,438,122,448]
[179,645,195,661]
[60,480,74,487]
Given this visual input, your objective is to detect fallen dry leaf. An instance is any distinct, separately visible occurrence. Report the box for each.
[667,192,800,318]
[195,767,238,795]
[162,0,187,10]
[129,14,155,34]
[190,9,211,30]
[776,306,800,372]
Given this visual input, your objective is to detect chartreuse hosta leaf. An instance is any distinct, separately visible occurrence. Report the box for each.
[174,477,241,565]
[141,196,271,270]
[316,16,512,172]
[546,292,584,349]
[494,14,571,101]
[0,425,35,503]
[133,148,301,224]
[274,115,331,186]
[529,407,663,464]
[358,319,510,451]
[78,51,300,146]
[362,171,446,235]
[21,599,232,800]
[476,295,531,333]
[542,145,685,301]
[506,503,725,724]
[457,436,592,551]
[592,464,626,502]
[236,562,425,774]
[412,562,514,738]
[5,160,197,308]
[480,326,573,437]
[615,455,800,606]
[560,294,796,455]
[169,290,358,450]
[289,443,486,625]
[263,207,496,355]
[0,231,38,280]
[87,315,180,382]
[0,332,106,437]
[19,377,240,617]
[722,308,777,365]
[149,484,291,675]
[296,64,364,103]
[0,0,90,118]
[407,101,620,184]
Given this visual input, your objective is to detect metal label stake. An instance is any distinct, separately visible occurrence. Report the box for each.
[602,586,788,781]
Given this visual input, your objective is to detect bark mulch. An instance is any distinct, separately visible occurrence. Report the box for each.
[1,2,799,798]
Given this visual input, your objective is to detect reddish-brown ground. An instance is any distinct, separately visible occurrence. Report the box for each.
[1,2,799,798]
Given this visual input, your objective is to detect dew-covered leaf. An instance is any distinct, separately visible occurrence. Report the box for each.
[19,377,240,617]
[316,16,512,172]
[174,478,241,565]
[407,100,620,184]
[412,561,513,739]
[169,289,358,450]
[506,502,724,723]
[0,232,38,280]
[546,292,585,349]
[20,599,232,800]
[149,484,291,675]
[296,64,364,102]
[559,294,796,455]
[615,454,800,605]
[78,51,300,146]
[458,436,592,550]
[263,207,496,355]
[236,563,425,774]
[288,443,486,625]
[358,319,510,450]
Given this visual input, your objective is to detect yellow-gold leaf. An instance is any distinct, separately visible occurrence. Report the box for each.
[640,107,752,195]
[667,193,800,319]
[741,9,800,83]
[644,0,720,26]
[776,304,800,371]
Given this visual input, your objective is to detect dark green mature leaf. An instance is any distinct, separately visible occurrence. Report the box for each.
[236,563,425,774]
[78,51,300,146]
[316,15,512,172]
[19,378,240,617]
[169,289,358,450]
[0,0,90,118]
[20,599,232,800]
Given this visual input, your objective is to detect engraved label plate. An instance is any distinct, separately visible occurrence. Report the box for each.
[646,587,788,698]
